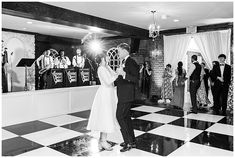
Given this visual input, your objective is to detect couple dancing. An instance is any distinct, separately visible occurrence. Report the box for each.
[87,43,139,152]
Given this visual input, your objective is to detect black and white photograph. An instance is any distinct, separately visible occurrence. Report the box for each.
[1,0,234,156]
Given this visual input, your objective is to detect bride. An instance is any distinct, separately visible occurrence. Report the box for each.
[87,52,120,151]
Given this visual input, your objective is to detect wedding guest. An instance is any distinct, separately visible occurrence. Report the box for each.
[209,61,219,110]
[202,62,210,97]
[187,55,201,114]
[161,64,173,103]
[211,54,231,115]
[197,63,211,108]
[171,61,187,109]
[139,61,152,99]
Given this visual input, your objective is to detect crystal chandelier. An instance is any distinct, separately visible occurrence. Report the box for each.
[149,11,160,41]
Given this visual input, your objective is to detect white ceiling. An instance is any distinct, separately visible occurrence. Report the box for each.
[2,14,115,39]
[45,1,233,30]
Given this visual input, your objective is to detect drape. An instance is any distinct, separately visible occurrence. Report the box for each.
[193,29,231,69]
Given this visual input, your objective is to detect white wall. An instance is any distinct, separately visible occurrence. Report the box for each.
[2,86,99,126]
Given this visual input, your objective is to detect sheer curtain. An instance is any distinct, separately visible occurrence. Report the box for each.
[164,34,191,75]
[193,29,231,69]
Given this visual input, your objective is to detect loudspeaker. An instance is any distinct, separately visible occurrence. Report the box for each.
[130,38,140,54]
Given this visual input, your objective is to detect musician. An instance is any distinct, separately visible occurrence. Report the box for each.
[36,50,54,89]
[54,50,71,69]
[72,47,85,68]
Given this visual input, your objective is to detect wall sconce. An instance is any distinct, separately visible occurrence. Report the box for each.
[151,49,162,58]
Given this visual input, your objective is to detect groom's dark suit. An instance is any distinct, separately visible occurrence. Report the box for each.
[115,56,139,145]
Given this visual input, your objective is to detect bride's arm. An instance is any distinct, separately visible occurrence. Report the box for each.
[98,67,118,85]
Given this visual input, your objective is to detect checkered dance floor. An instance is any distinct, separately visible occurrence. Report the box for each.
[2,104,233,156]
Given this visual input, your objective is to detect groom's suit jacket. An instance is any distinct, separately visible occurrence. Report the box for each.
[115,57,139,103]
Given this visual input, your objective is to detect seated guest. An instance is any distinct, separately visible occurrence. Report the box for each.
[171,61,187,109]
[211,54,231,115]
[161,64,173,104]
[210,61,220,110]
[72,47,85,68]
[54,50,71,69]
[36,50,54,89]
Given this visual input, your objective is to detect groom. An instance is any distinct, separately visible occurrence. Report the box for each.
[115,43,139,152]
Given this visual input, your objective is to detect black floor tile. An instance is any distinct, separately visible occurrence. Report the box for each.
[135,133,185,156]
[69,110,91,119]
[48,135,117,156]
[155,108,185,117]
[2,121,56,136]
[132,119,163,132]
[218,116,233,125]
[130,110,150,118]
[190,131,233,151]
[168,118,215,130]
[2,137,43,156]
[62,120,90,133]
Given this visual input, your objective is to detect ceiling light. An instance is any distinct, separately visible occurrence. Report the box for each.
[149,11,160,41]
[89,26,102,33]
[23,28,27,30]
[161,15,168,19]
[174,19,179,22]
[27,21,32,24]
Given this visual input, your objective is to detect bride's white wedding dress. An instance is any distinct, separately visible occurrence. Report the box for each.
[87,65,120,133]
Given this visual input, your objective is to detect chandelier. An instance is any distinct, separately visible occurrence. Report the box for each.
[149,11,160,41]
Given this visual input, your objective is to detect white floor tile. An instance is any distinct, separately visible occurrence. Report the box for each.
[18,147,68,156]
[206,123,233,136]
[138,113,180,124]
[148,124,202,141]
[22,127,83,146]
[168,142,233,156]
[184,113,224,122]
[132,106,165,113]
[40,115,85,126]
[107,129,124,144]
[134,129,145,137]
[2,129,18,140]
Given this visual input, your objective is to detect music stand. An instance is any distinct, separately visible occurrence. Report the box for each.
[16,58,35,91]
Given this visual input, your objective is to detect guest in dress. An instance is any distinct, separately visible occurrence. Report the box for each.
[197,63,211,108]
[202,62,210,97]
[171,62,187,109]
[209,61,219,110]
[139,61,152,99]
[161,64,173,103]
[87,52,120,151]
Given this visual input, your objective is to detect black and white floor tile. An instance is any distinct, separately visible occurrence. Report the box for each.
[2,103,233,156]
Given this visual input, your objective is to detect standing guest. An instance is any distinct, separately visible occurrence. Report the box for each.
[115,43,139,152]
[197,63,211,108]
[187,55,201,114]
[211,54,231,115]
[2,47,8,93]
[161,64,173,103]
[202,62,210,97]
[54,50,71,69]
[72,47,85,68]
[210,61,220,110]
[87,53,119,151]
[139,61,152,99]
[171,61,187,109]
[36,50,54,89]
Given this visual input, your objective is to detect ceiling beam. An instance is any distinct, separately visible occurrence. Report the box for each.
[2,2,149,39]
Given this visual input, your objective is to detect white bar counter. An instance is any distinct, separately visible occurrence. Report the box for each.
[2,86,99,126]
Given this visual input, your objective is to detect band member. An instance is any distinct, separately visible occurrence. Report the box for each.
[211,54,231,115]
[54,50,71,69]
[36,50,54,89]
[72,47,85,68]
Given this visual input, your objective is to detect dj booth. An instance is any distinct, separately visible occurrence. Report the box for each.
[46,68,91,89]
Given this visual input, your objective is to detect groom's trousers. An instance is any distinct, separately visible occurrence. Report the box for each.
[116,102,135,144]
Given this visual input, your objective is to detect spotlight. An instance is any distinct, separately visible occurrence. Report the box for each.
[88,40,103,54]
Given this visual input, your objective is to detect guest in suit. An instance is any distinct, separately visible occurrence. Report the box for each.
[115,43,139,152]
[211,54,231,115]
[187,55,201,114]
[209,61,220,110]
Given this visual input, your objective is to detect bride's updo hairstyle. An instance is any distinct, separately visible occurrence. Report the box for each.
[95,52,107,65]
